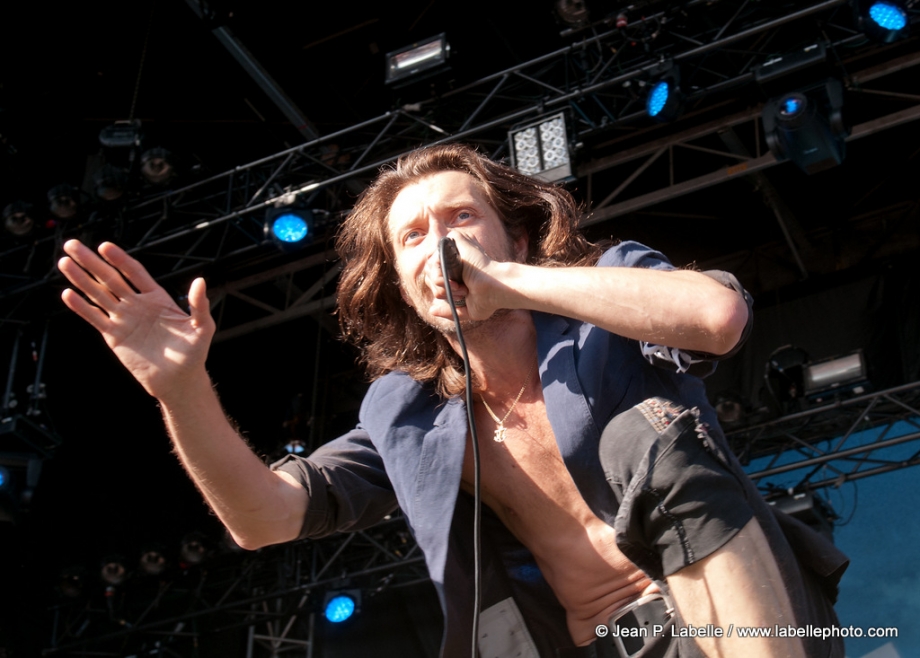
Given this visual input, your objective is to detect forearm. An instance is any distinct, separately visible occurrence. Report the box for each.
[158,370,307,550]
[493,262,748,355]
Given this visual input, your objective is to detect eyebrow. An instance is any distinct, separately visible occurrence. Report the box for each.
[388,195,482,242]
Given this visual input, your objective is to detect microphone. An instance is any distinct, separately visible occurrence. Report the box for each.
[439,237,463,284]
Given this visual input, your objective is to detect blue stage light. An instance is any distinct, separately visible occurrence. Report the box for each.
[858,0,909,42]
[271,213,310,244]
[781,97,804,117]
[265,208,314,252]
[868,2,907,30]
[0,466,8,490]
[324,594,356,622]
[647,81,670,118]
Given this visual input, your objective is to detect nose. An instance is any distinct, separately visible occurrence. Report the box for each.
[427,216,451,242]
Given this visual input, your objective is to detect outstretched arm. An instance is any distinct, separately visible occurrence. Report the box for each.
[58,240,306,549]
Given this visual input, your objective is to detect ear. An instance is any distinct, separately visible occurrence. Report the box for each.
[513,230,529,263]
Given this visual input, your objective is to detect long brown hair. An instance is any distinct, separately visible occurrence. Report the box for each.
[336,143,605,397]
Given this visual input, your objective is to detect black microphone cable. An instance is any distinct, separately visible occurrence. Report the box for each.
[438,237,482,658]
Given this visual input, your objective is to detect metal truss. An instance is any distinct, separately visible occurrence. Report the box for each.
[206,248,341,342]
[3,0,914,316]
[44,515,427,657]
[727,380,920,496]
[579,53,920,225]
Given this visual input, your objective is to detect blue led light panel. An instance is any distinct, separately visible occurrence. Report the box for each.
[869,2,908,30]
[325,595,356,622]
[271,214,309,243]
[647,81,670,117]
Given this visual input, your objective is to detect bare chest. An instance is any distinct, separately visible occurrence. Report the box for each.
[459,399,599,548]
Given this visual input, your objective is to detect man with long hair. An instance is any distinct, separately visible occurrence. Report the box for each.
[59,143,846,657]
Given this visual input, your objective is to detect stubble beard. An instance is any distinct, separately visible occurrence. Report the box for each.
[403,271,510,337]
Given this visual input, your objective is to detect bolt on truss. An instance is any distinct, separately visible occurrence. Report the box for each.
[44,516,427,656]
[728,380,920,496]
[1,0,906,311]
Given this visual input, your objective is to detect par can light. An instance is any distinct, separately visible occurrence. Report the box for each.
[265,207,314,252]
[855,0,910,43]
[323,590,361,623]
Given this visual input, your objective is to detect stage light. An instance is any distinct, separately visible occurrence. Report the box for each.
[139,546,168,576]
[140,147,175,184]
[3,202,35,236]
[869,2,907,29]
[763,79,848,174]
[385,34,450,87]
[179,531,209,566]
[100,555,128,586]
[323,590,360,623]
[265,207,314,252]
[509,113,573,183]
[99,120,143,149]
[93,165,128,201]
[856,1,910,42]
[768,491,837,541]
[555,0,589,27]
[59,566,87,599]
[645,64,683,123]
[714,391,747,426]
[764,345,809,407]
[803,350,869,400]
[0,466,9,490]
[47,184,79,220]
[284,439,307,455]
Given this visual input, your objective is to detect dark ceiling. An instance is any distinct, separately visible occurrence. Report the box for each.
[1,0,920,655]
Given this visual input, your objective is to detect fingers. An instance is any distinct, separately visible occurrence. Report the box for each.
[61,240,138,301]
[97,242,160,294]
[61,288,112,334]
[58,253,120,313]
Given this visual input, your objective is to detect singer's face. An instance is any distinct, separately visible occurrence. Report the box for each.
[387,171,522,332]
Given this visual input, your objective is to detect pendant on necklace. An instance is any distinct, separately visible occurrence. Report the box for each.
[493,424,507,443]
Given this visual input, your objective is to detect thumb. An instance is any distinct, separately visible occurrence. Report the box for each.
[188,277,211,325]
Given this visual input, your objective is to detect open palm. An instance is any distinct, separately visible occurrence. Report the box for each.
[58,240,215,401]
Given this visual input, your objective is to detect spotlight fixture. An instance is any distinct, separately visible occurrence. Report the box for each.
[803,350,869,400]
[179,531,209,566]
[99,120,143,149]
[768,491,837,541]
[59,566,88,599]
[323,590,361,623]
[3,202,35,237]
[140,147,175,184]
[714,391,748,426]
[509,113,573,183]
[100,555,128,586]
[764,345,809,408]
[763,79,848,174]
[47,184,79,220]
[555,0,589,27]
[93,165,129,201]
[645,66,683,123]
[139,546,168,576]
[855,0,910,42]
[385,34,451,87]
[265,207,314,252]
